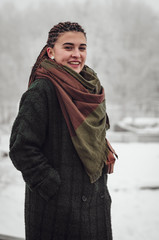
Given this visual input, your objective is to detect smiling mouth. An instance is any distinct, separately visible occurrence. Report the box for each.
[69,61,80,66]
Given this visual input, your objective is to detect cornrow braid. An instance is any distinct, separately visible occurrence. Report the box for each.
[28,45,48,87]
[28,22,86,87]
[47,22,86,48]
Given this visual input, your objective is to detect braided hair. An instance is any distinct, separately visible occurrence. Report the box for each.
[28,22,86,86]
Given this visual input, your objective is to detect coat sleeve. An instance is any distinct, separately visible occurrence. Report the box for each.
[9,80,61,201]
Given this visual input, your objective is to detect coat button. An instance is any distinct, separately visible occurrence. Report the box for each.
[100,193,105,199]
[82,195,87,202]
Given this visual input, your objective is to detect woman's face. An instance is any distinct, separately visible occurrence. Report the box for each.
[48,31,87,73]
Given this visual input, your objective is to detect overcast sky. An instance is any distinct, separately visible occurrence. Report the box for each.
[1,0,159,12]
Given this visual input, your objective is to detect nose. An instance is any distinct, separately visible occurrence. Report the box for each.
[71,48,80,58]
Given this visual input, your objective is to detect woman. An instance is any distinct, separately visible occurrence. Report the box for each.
[9,22,117,240]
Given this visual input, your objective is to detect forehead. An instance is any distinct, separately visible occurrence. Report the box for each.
[56,31,87,45]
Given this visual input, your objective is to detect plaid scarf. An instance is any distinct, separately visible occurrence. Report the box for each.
[33,59,115,183]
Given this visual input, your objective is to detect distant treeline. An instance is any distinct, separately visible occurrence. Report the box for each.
[0,0,159,118]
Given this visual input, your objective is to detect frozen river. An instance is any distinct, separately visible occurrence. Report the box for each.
[0,141,159,240]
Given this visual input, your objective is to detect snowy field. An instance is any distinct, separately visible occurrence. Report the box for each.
[109,142,159,240]
[0,135,159,239]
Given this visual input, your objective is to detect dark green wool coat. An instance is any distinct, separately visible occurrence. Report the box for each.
[9,78,113,240]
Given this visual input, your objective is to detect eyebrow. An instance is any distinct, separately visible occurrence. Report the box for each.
[63,42,87,46]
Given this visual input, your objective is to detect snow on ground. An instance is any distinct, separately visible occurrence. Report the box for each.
[0,136,159,239]
[108,142,159,240]
[115,117,159,134]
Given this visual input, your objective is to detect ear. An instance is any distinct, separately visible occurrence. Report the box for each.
[47,47,54,59]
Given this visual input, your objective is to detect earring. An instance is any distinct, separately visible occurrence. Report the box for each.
[50,56,54,60]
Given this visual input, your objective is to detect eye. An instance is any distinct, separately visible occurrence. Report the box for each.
[79,46,86,51]
[64,46,73,50]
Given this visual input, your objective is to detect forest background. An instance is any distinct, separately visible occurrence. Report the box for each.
[0,0,159,127]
